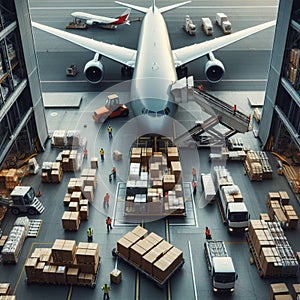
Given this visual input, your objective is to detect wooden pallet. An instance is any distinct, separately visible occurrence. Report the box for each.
[246,234,264,278]
[27,219,42,238]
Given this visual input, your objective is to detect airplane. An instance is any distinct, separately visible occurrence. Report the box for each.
[71,8,131,26]
[32,0,275,132]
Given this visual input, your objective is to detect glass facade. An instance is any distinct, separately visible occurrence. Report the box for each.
[0,0,48,168]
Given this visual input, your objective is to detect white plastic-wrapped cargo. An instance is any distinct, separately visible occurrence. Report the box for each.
[1,225,26,263]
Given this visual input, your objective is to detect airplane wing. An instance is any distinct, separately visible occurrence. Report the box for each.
[32,22,136,67]
[173,20,276,67]
[115,1,148,13]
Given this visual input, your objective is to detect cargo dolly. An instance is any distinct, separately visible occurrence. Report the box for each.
[246,233,264,278]
[112,248,184,287]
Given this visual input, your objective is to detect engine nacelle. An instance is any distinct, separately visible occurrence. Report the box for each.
[86,20,96,26]
[84,59,104,84]
[204,58,225,83]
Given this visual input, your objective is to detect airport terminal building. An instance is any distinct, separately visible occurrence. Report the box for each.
[260,0,300,162]
[0,0,48,168]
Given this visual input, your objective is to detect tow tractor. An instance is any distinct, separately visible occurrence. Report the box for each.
[92,94,129,123]
[66,64,79,77]
[0,186,45,215]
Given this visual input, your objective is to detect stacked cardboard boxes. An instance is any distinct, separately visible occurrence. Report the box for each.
[245,151,262,181]
[81,168,97,192]
[258,151,273,179]
[167,147,179,162]
[247,220,298,277]
[131,147,142,163]
[116,226,184,284]
[0,296,16,300]
[41,162,63,183]
[66,130,81,148]
[0,169,19,190]
[61,211,80,231]
[52,130,66,147]
[288,48,300,85]
[269,282,300,300]
[1,225,26,264]
[25,240,99,287]
[267,192,298,229]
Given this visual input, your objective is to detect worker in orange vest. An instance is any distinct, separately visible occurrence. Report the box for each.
[192,181,198,195]
[103,192,110,208]
[192,167,197,181]
[233,104,237,115]
[205,227,212,239]
[109,167,116,182]
[198,84,203,92]
[106,216,112,233]
[83,148,88,159]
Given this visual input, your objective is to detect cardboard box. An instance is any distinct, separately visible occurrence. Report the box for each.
[110,269,122,284]
[117,237,133,259]
[131,225,148,239]
[67,267,79,284]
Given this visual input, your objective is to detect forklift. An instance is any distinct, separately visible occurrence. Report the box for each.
[0,186,45,215]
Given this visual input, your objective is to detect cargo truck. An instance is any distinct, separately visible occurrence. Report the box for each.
[204,240,238,293]
[214,166,250,232]
[0,186,45,215]
[201,17,213,36]
[216,13,231,34]
[183,15,196,36]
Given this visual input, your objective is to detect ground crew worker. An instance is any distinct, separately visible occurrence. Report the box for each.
[103,192,110,208]
[205,227,212,240]
[192,181,198,195]
[198,84,203,92]
[83,148,88,159]
[107,125,113,139]
[102,283,111,300]
[192,167,197,181]
[100,148,104,161]
[233,104,237,115]
[87,227,93,242]
[106,216,112,233]
[110,166,116,181]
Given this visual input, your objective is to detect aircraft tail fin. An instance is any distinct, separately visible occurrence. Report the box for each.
[115,8,131,25]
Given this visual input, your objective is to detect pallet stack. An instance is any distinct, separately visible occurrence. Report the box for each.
[267,191,298,229]
[66,130,81,148]
[25,240,100,287]
[288,48,300,85]
[258,151,273,179]
[116,226,183,283]
[245,151,262,181]
[269,282,300,300]
[41,162,63,183]
[0,296,16,300]
[1,169,19,190]
[247,220,299,278]
[52,130,66,147]
[1,225,26,264]
[282,165,300,194]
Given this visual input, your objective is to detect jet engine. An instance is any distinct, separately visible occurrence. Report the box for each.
[86,20,97,26]
[84,53,104,84]
[204,52,225,83]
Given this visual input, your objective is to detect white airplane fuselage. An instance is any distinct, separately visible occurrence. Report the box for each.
[130,6,178,127]
[71,12,116,24]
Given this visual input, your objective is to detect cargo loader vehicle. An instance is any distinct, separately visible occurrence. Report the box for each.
[183,15,196,36]
[216,13,232,34]
[214,166,250,232]
[204,240,238,293]
[92,94,129,123]
[0,186,45,215]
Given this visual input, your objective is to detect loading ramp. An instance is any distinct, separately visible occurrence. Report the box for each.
[171,80,250,148]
